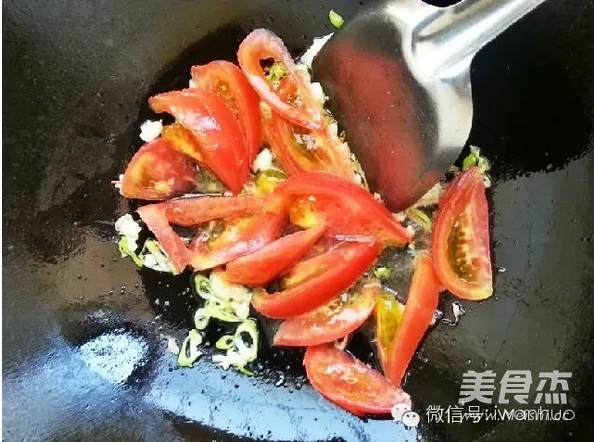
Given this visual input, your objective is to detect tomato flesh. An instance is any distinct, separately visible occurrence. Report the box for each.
[163,195,265,227]
[432,167,492,300]
[263,105,354,181]
[223,223,326,287]
[304,345,411,416]
[136,204,189,273]
[273,279,379,347]
[191,61,262,163]
[375,292,405,373]
[385,253,441,386]
[149,88,249,194]
[251,240,380,319]
[121,139,197,200]
[238,29,324,130]
[189,211,286,271]
[273,172,411,245]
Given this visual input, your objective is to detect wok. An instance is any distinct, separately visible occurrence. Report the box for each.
[3,0,594,441]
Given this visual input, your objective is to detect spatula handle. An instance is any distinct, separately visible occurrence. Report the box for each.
[415,0,547,76]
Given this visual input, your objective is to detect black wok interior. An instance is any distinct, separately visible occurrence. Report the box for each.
[3,1,594,441]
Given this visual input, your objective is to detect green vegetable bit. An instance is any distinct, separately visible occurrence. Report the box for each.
[374,266,393,279]
[461,146,490,174]
[118,236,143,267]
[266,62,288,83]
[405,207,432,231]
[215,335,235,350]
[177,329,203,367]
[329,10,344,28]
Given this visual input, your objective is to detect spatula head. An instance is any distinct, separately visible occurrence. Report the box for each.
[313,1,473,211]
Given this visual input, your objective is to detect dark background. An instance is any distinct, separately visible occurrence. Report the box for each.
[3,0,594,441]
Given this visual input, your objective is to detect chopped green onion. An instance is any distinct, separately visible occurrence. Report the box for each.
[211,319,259,375]
[238,366,254,376]
[193,309,210,330]
[233,319,259,361]
[216,335,235,350]
[177,329,203,367]
[405,207,432,231]
[461,146,491,174]
[374,266,393,279]
[143,239,179,274]
[118,236,143,267]
[329,10,344,28]
[194,274,213,298]
[266,62,288,83]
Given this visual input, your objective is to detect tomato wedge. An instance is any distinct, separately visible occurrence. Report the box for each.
[385,253,441,386]
[263,105,354,181]
[238,29,324,130]
[223,223,326,287]
[149,88,249,194]
[136,204,189,273]
[189,211,286,271]
[304,345,411,416]
[120,139,197,200]
[191,61,262,162]
[375,292,405,373]
[272,172,412,245]
[432,167,492,300]
[273,279,379,347]
[164,195,265,227]
[251,240,380,319]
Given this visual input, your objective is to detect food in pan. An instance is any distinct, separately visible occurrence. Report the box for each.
[114,25,492,416]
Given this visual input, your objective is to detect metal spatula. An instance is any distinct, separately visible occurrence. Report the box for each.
[313,0,546,211]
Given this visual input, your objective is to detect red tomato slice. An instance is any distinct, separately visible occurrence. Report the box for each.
[273,279,379,347]
[191,61,262,162]
[237,29,324,130]
[136,204,189,273]
[120,139,197,200]
[163,195,265,227]
[263,105,354,181]
[304,345,411,416]
[223,222,327,287]
[432,167,493,300]
[149,88,249,194]
[273,172,412,245]
[251,240,380,319]
[189,211,286,271]
[385,253,441,386]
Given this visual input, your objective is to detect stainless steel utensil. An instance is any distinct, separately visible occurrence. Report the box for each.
[313,0,546,210]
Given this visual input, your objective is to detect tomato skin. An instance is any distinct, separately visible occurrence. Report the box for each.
[189,211,286,271]
[273,172,412,245]
[237,29,324,130]
[149,88,249,194]
[164,195,265,227]
[121,139,197,200]
[263,106,355,181]
[304,345,411,416]
[385,253,441,386]
[273,279,379,347]
[251,240,381,319]
[223,223,326,287]
[191,61,262,162]
[432,167,493,300]
[136,204,189,273]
